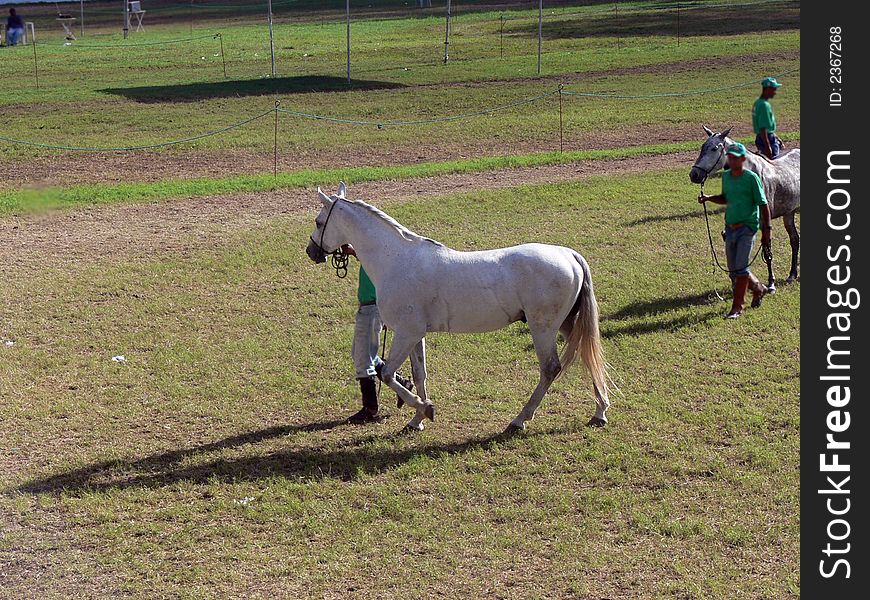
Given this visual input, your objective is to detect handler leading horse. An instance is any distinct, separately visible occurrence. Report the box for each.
[690,126,801,290]
[306,183,610,433]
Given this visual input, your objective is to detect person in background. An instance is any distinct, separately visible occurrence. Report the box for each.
[5,8,26,46]
[752,76,783,159]
[698,143,772,319]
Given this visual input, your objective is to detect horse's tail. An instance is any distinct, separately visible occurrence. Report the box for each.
[557,255,609,401]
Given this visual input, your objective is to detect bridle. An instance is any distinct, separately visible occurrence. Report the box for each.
[691,141,727,189]
[310,197,350,278]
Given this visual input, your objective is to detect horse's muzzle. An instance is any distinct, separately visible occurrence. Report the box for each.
[689,167,706,185]
[306,240,327,264]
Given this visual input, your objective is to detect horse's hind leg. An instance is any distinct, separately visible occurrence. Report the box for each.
[507,328,560,433]
[783,211,800,283]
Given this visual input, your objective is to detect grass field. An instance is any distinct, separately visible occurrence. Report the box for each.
[1,169,799,598]
[1,2,799,598]
[2,1,799,168]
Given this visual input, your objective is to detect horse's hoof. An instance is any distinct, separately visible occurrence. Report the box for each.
[586,416,607,428]
[504,423,525,434]
[767,285,776,295]
[400,423,423,434]
[785,276,797,284]
[424,404,436,422]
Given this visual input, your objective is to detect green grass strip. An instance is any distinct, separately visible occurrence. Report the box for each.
[0,132,799,217]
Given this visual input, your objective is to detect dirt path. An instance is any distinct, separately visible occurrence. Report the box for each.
[1,46,799,189]
[0,119,800,190]
[1,151,701,274]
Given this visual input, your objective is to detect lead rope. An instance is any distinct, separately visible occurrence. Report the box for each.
[376,324,388,402]
[700,181,726,302]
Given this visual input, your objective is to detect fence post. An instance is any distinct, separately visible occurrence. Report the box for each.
[32,41,39,89]
[615,0,620,49]
[274,100,280,180]
[558,85,564,153]
[537,0,542,75]
[500,14,504,59]
[677,2,681,46]
[217,33,227,78]
[443,0,452,64]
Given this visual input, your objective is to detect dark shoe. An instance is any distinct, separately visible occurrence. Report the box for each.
[750,279,768,308]
[347,408,384,424]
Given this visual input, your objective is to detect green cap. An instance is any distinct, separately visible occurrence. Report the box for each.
[761,76,782,88]
[725,142,747,157]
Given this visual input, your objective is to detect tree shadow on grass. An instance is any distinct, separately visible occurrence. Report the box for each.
[507,2,800,40]
[101,75,406,103]
[16,418,571,496]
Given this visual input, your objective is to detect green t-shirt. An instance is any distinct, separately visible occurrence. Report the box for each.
[722,168,768,232]
[752,96,776,134]
[358,266,377,304]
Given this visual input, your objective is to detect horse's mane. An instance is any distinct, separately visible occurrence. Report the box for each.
[348,198,444,247]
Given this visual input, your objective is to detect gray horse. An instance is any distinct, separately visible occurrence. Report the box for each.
[689,126,801,290]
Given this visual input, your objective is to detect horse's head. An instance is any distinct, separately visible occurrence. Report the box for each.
[306,182,348,264]
[689,126,732,184]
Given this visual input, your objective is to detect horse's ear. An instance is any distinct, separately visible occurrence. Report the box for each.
[721,127,733,139]
[702,125,715,137]
[317,187,332,206]
[337,181,347,199]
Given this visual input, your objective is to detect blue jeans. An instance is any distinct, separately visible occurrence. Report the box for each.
[7,27,24,46]
[724,225,756,277]
[352,303,385,378]
[755,132,782,159]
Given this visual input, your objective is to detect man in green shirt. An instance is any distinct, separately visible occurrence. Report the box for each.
[343,245,413,423]
[699,143,773,319]
[752,76,783,159]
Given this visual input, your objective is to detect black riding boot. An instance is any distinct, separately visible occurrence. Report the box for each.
[348,376,382,424]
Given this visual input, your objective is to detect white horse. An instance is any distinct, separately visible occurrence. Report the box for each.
[690,126,801,290]
[306,183,610,433]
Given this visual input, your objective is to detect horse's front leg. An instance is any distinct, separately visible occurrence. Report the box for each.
[409,338,428,405]
[764,242,776,293]
[382,330,434,432]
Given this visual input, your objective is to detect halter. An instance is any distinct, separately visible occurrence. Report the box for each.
[691,141,727,186]
[310,197,350,278]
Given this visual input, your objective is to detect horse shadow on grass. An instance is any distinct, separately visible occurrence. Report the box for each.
[101,75,406,103]
[600,291,722,338]
[16,418,573,496]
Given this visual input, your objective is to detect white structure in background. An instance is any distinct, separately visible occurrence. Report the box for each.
[128,1,146,32]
